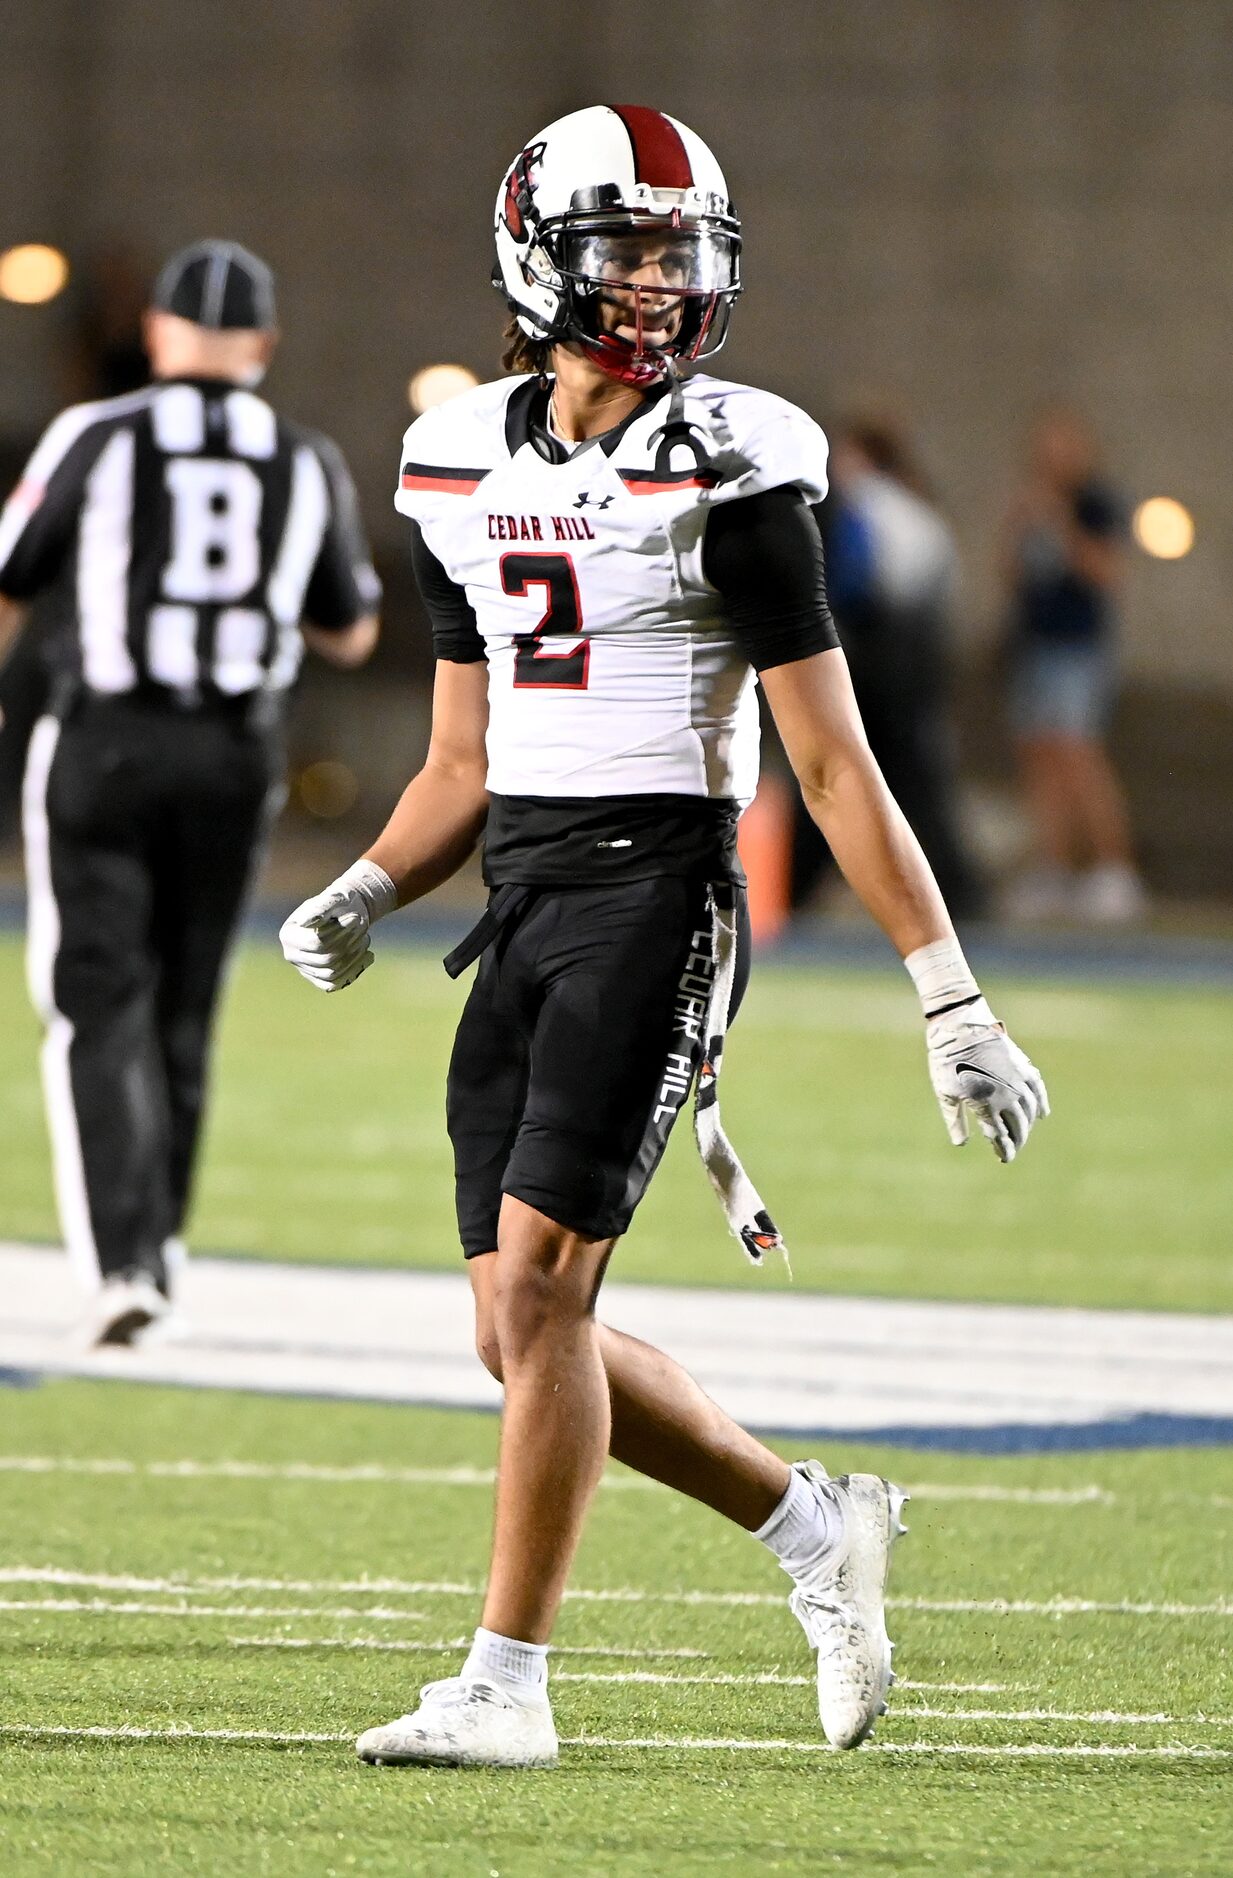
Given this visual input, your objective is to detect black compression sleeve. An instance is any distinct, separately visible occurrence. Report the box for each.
[408,522,485,663]
[302,435,381,629]
[702,485,840,672]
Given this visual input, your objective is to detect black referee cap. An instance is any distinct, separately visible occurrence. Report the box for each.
[151,240,277,330]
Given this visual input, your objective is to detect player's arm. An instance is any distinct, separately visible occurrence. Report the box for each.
[0,596,27,664]
[0,408,103,688]
[301,615,379,668]
[279,527,490,993]
[709,487,1048,1162]
[298,437,383,669]
[0,405,102,618]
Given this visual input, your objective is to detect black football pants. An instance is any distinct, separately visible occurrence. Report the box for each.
[22,694,282,1291]
[447,878,751,1257]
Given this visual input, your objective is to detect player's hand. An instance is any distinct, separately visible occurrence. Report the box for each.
[278,860,397,994]
[925,996,1049,1164]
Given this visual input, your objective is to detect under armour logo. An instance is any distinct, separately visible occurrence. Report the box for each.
[574,491,614,510]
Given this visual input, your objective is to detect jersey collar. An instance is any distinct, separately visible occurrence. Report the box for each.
[503,377,671,466]
[153,373,247,393]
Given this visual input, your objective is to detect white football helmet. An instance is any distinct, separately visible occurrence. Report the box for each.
[493,104,742,387]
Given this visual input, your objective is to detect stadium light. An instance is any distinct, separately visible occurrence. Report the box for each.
[1132,496,1194,561]
[298,760,359,819]
[408,362,479,413]
[0,243,70,305]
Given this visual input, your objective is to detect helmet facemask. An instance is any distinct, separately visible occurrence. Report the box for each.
[552,217,739,385]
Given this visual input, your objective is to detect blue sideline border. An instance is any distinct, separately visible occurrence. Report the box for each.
[2,1364,1230,1453]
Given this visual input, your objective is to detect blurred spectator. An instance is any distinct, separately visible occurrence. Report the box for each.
[792,415,984,920]
[999,407,1145,924]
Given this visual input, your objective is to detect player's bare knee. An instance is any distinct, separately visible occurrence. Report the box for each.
[491,1228,609,1366]
[492,1256,570,1363]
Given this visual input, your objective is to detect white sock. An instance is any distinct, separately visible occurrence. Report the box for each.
[461,1626,549,1701]
[755,1468,846,1577]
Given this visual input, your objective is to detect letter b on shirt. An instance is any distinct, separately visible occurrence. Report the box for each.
[163,458,263,603]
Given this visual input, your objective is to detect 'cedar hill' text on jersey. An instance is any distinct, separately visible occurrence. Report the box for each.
[395,374,829,805]
[0,379,379,702]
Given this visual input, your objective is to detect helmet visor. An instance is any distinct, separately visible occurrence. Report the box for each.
[564,223,738,298]
[562,222,738,356]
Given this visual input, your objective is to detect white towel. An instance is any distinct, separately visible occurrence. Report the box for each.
[693,885,790,1271]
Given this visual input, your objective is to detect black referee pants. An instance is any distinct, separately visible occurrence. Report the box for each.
[22,693,282,1291]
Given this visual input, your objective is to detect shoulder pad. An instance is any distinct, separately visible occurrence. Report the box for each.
[20,387,156,486]
[394,377,520,515]
[678,376,829,506]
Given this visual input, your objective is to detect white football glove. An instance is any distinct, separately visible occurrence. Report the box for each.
[278,860,397,993]
[925,995,1049,1164]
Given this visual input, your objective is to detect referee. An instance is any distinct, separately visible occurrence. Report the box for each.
[0,240,380,1344]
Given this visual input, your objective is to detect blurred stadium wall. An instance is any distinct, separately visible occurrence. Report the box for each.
[2,1,1231,895]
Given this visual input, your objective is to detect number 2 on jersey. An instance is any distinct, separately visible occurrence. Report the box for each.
[503,552,590,690]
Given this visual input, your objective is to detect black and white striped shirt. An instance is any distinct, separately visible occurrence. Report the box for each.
[0,378,379,702]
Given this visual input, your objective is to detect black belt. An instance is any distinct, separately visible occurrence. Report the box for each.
[442,885,533,979]
[51,677,283,731]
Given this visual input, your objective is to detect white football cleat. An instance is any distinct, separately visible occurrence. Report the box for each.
[86,1272,172,1348]
[787,1465,909,1749]
[356,1677,558,1769]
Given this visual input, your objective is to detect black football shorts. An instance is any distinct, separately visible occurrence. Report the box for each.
[446,877,750,1256]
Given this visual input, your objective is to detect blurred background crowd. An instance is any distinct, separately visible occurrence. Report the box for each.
[3,0,1230,933]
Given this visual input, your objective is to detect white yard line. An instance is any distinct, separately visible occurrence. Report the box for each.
[891,1707,1233,1727]
[893,1596,1233,1618]
[0,1456,1120,1505]
[1,1723,1229,1761]
[0,1568,477,1596]
[0,1599,427,1621]
[229,1636,709,1661]
[227,1642,1008,1692]
[227,1640,1006,1689]
[4,1568,1231,1618]
[905,1483,1114,1506]
[569,1738,1233,1760]
[0,1723,352,1746]
[889,1690,1013,1705]
[213,1647,1233,1720]
[0,1456,635,1489]
[0,1457,509,1485]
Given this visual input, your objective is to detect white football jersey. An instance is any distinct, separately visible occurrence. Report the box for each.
[394,373,828,804]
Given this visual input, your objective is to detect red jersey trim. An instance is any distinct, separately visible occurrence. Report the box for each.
[618,467,721,495]
[400,462,489,495]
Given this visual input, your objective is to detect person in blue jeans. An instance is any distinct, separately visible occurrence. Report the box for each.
[1000,407,1145,924]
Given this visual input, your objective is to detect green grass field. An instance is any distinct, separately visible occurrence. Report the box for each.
[3,932,1232,1309]
[2,933,1232,1872]
[1,1382,1231,1876]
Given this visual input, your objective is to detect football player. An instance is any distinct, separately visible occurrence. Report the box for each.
[280,105,1048,1769]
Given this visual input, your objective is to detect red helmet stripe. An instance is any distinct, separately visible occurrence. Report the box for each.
[611,105,694,190]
